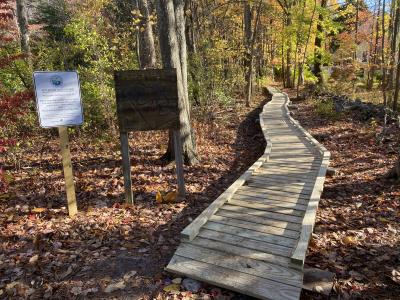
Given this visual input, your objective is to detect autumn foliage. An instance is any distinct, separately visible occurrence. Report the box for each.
[0,0,32,192]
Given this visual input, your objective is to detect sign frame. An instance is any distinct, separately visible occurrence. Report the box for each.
[33,71,84,128]
[114,69,186,203]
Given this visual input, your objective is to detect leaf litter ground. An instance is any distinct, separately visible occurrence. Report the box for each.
[1,97,266,299]
[289,89,400,300]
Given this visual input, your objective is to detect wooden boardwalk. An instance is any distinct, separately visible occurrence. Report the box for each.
[166,87,330,300]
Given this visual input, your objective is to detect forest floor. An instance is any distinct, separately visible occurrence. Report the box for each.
[0,95,267,299]
[2,87,400,300]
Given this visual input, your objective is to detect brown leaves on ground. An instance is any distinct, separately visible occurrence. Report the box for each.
[293,93,400,300]
[0,98,266,299]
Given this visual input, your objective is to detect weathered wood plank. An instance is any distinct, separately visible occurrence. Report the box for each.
[210,214,300,238]
[221,204,303,223]
[187,237,292,267]
[175,243,303,287]
[203,222,297,247]
[245,180,314,193]
[197,229,294,257]
[228,199,304,217]
[235,188,310,205]
[166,255,302,300]
[252,172,319,182]
[247,177,313,188]
[114,69,180,131]
[231,194,308,211]
[239,185,313,198]
[216,209,301,231]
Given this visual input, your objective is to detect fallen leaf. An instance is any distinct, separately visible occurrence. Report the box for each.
[163,283,180,293]
[29,255,39,264]
[156,191,163,203]
[104,280,126,293]
[31,207,46,213]
[391,269,400,285]
[164,191,178,203]
[342,236,357,246]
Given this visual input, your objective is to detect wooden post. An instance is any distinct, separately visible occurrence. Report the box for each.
[58,127,78,217]
[120,131,134,204]
[173,130,185,197]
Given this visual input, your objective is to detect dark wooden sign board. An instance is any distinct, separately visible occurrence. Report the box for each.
[114,69,185,203]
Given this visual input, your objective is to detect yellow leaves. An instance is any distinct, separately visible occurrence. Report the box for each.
[156,191,163,203]
[163,283,180,293]
[155,190,178,204]
[342,235,357,246]
[31,207,46,214]
[165,191,178,202]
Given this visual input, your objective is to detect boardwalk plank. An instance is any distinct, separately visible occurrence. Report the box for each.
[166,255,302,300]
[216,209,301,231]
[210,214,300,238]
[221,204,303,223]
[175,243,303,287]
[203,221,297,247]
[187,237,292,267]
[228,199,304,216]
[197,229,294,257]
[231,194,308,210]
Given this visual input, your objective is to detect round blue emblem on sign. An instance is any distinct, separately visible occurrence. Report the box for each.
[50,75,63,87]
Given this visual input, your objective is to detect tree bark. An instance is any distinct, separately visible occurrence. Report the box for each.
[137,0,157,69]
[285,15,293,88]
[16,0,31,65]
[244,1,252,104]
[382,0,387,107]
[245,0,262,107]
[173,0,189,106]
[156,0,198,165]
[313,0,327,84]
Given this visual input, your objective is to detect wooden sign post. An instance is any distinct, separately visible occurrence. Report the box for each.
[58,127,78,217]
[114,69,185,203]
[33,71,83,217]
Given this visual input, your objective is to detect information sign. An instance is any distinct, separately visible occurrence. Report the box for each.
[33,71,83,128]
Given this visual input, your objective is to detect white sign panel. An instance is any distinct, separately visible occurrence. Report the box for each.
[33,71,83,128]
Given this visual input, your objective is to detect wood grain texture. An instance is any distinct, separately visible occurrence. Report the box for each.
[114,69,179,131]
[58,127,78,217]
[175,243,303,287]
[166,255,302,300]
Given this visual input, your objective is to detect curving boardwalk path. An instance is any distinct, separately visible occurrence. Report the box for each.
[166,87,330,300]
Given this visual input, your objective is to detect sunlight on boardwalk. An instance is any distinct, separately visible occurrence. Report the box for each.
[166,87,330,300]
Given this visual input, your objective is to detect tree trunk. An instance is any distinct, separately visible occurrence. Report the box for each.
[388,0,400,102]
[313,0,327,84]
[173,0,189,105]
[137,0,157,69]
[382,0,387,107]
[156,0,198,165]
[244,1,252,103]
[285,15,293,88]
[368,0,382,89]
[297,0,317,98]
[245,0,262,107]
[16,0,31,65]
